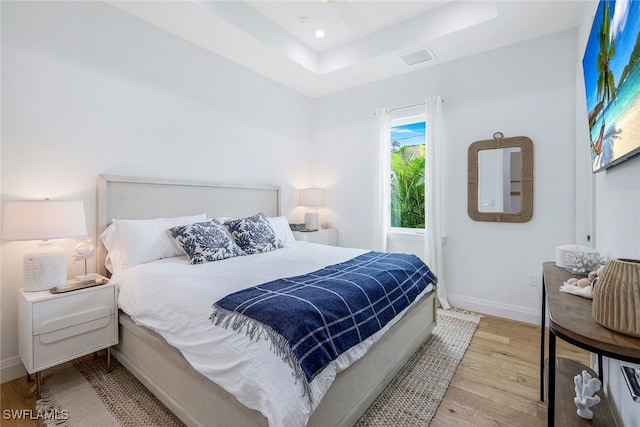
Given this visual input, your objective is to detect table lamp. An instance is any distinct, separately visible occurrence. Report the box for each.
[299,188,325,231]
[2,200,88,291]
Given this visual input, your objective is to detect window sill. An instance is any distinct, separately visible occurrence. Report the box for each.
[388,229,425,236]
[388,231,448,247]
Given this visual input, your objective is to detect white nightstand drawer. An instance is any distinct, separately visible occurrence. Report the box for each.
[293,229,338,246]
[32,287,115,334]
[33,313,116,369]
[19,282,118,373]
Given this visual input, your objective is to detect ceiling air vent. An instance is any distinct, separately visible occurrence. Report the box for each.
[401,49,434,66]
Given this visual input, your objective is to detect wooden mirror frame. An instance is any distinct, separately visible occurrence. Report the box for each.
[468,134,533,222]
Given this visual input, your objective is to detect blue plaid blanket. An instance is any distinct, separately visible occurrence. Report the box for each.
[209,251,436,400]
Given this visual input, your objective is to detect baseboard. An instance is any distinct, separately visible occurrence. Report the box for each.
[1,356,26,384]
[447,293,540,324]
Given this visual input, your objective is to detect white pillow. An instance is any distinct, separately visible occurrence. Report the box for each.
[211,216,234,224]
[101,214,206,272]
[100,223,123,274]
[267,216,296,244]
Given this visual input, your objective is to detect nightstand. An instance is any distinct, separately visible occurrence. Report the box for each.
[18,280,118,398]
[292,228,338,246]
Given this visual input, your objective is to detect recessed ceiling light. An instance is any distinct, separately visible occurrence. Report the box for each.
[315,29,325,38]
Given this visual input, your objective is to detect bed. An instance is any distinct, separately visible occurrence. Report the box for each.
[97,174,438,427]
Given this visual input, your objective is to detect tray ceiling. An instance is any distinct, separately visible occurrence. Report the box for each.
[108,1,587,97]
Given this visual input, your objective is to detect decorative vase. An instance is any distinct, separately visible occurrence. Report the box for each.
[592,258,640,338]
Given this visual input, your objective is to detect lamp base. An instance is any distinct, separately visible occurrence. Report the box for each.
[23,243,67,292]
[304,211,319,231]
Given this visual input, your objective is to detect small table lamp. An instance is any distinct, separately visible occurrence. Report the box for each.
[299,188,325,231]
[2,200,88,291]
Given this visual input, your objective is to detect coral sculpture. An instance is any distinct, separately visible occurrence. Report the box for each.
[574,370,601,419]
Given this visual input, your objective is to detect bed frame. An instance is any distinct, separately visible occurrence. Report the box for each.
[97,174,437,427]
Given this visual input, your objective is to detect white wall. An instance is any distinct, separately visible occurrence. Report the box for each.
[313,29,578,323]
[0,1,314,381]
[595,159,640,427]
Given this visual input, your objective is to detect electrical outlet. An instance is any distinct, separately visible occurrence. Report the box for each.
[528,273,537,287]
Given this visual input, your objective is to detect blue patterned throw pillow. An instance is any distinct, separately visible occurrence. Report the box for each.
[169,220,245,264]
[224,212,284,255]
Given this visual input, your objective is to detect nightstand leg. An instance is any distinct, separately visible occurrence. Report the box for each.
[107,347,112,373]
[35,371,41,400]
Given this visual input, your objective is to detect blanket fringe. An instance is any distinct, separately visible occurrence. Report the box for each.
[210,305,313,402]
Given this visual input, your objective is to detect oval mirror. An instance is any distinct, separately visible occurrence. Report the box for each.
[468,133,533,222]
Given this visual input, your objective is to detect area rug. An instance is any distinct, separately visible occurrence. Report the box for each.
[37,309,480,427]
[355,309,481,426]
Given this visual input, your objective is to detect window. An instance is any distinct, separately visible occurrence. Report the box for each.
[389,109,426,230]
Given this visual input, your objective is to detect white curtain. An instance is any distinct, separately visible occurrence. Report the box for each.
[425,97,451,309]
[372,107,391,252]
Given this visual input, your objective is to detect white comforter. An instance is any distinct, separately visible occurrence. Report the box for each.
[114,242,432,427]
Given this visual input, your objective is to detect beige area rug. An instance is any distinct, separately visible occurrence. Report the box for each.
[36,355,183,427]
[37,309,480,427]
[355,309,481,426]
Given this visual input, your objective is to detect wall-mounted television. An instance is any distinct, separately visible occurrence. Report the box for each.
[582,0,640,172]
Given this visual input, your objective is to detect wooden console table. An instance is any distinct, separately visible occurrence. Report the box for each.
[540,262,640,426]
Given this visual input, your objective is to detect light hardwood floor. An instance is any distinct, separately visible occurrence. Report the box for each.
[1,313,589,426]
[432,314,589,426]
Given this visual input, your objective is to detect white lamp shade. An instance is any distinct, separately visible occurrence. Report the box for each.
[299,188,325,207]
[2,200,88,291]
[2,200,87,241]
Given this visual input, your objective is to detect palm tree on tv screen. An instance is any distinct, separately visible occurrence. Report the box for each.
[594,0,617,155]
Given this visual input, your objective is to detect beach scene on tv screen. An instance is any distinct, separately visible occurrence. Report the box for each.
[583,0,640,172]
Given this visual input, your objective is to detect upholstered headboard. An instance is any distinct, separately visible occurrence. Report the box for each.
[96,175,281,276]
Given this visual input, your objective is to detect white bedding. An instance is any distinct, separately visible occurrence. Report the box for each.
[114,242,433,427]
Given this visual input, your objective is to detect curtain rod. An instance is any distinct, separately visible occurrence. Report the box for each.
[388,99,444,113]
